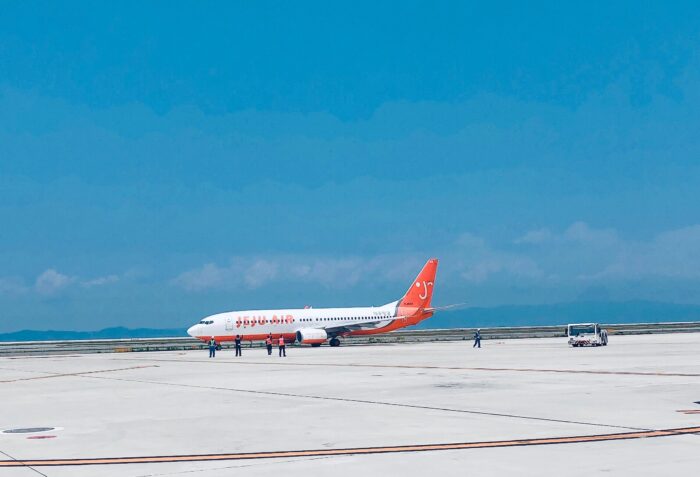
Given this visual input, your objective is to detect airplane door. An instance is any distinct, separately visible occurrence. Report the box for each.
[225,317,233,331]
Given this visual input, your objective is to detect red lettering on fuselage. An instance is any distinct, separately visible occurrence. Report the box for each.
[233,314,294,328]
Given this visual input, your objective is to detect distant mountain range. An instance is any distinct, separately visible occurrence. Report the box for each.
[2,301,700,342]
[0,327,187,342]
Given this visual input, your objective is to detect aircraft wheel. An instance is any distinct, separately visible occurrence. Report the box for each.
[311,343,322,347]
[329,337,341,347]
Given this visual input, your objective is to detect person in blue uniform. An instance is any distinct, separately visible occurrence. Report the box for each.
[234,335,242,356]
[473,329,481,348]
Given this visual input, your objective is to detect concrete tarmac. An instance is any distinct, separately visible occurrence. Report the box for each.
[1,333,699,476]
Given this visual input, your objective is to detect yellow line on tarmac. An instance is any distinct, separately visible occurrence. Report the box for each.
[2,426,699,467]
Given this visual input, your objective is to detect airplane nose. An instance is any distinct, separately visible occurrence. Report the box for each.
[187,325,198,337]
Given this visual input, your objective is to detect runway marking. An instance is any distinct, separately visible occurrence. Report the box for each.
[1,426,699,467]
[132,455,335,476]
[79,374,648,432]
[2,366,652,433]
[0,449,48,476]
[111,357,700,378]
[0,365,158,383]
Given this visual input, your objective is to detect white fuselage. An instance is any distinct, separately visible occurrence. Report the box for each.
[187,301,399,341]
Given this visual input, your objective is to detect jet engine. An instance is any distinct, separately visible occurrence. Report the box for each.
[296,328,328,344]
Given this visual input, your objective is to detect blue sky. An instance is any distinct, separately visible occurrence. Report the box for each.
[2,1,700,332]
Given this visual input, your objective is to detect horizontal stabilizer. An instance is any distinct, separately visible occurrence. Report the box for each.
[423,303,467,313]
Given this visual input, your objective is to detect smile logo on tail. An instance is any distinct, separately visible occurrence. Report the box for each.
[416,281,433,300]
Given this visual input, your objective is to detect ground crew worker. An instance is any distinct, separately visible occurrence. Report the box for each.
[234,334,242,357]
[473,329,481,349]
[266,334,273,355]
[278,335,286,357]
[208,336,217,358]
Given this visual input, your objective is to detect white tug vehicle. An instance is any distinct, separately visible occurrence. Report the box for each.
[567,323,608,347]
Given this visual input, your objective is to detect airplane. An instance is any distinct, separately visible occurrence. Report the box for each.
[187,258,439,347]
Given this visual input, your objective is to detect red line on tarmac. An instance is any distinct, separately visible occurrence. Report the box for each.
[2,426,699,467]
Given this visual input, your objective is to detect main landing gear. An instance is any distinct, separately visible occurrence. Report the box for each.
[329,337,341,347]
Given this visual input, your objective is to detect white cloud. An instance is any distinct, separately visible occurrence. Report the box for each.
[582,224,700,280]
[172,263,234,291]
[172,254,418,292]
[511,222,700,284]
[81,275,120,288]
[454,233,544,283]
[456,222,700,286]
[563,221,619,246]
[170,222,700,296]
[244,260,279,288]
[292,258,367,287]
[516,222,618,247]
[35,269,76,296]
[461,257,544,283]
[26,270,123,295]
[0,276,28,295]
[515,228,553,245]
[455,232,487,248]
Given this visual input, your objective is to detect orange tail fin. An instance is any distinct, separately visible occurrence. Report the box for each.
[399,258,438,310]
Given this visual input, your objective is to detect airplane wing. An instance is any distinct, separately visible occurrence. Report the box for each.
[322,316,408,335]
[318,302,464,336]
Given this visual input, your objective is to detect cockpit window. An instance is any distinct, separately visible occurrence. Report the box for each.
[198,320,214,325]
